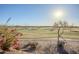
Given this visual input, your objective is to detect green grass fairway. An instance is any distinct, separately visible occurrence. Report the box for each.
[17,27,79,39]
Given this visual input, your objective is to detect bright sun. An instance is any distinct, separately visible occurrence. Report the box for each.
[53,10,64,21]
[54,10,63,18]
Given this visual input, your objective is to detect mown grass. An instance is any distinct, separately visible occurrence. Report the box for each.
[17,27,79,39]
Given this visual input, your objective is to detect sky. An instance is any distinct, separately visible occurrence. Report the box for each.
[0,4,79,26]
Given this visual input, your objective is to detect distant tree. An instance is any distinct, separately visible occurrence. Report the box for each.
[53,21,68,46]
[53,22,59,28]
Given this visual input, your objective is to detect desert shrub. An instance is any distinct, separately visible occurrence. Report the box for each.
[0,27,22,51]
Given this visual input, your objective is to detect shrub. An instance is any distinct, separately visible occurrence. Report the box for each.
[0,27,22,51]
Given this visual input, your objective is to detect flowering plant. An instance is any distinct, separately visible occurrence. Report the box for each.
[0,27,22,51]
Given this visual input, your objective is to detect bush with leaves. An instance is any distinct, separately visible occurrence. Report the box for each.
[0,27,22,51]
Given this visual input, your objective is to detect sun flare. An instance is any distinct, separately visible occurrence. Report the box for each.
[53,9,65,22]
[54,10,63,18]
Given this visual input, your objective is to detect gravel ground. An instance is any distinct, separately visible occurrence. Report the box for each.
[19,38,79,54]
[1,38,79,54]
